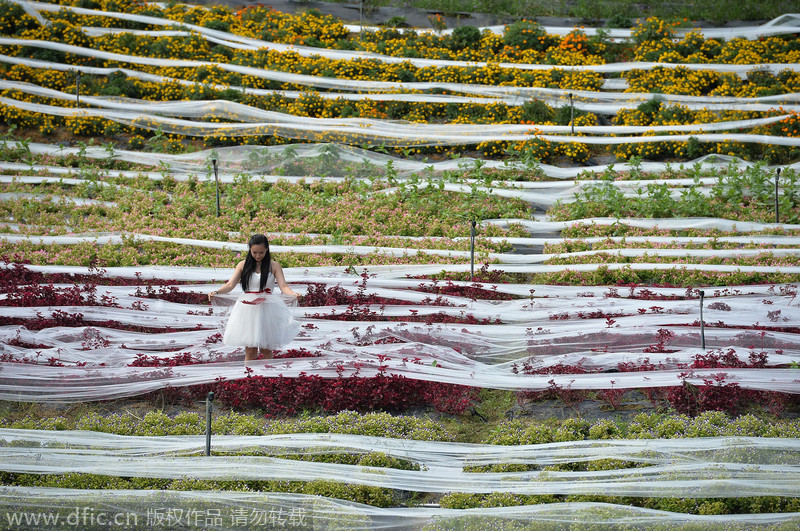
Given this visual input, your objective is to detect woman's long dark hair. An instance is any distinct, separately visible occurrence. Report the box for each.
[241,234,271,292]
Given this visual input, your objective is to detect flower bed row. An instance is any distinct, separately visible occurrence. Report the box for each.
[2,409,800,514]
[2,65,798,162]
[0,165,528,268]
[549,161,800,223]
[9,2,800,67]
[432,265,800,287]
[7,408,800,442]
[2,1,800,162]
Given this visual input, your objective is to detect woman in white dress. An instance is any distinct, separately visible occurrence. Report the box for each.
[208,234,301,362]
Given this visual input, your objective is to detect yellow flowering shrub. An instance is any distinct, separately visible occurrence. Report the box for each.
[574,113,598,127]
[65,114,108,136]
[0,102,41,129]
[509,138,556,163]
[476,140,509,158]
[558,142,590,163]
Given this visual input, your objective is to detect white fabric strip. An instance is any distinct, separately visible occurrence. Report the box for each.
[0,487,798,529]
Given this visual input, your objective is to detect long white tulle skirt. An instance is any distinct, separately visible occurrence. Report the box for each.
[222,290,300,350]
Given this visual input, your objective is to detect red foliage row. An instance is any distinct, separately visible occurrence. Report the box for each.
[152,369,477,417]
[300,274,504,323]
[408,263,512,285]
[0,255,200,286]
[133,284,207,305]
[300,276,411,307]
[2,310,203,333]
[604,285,693,300]
[298,270,509,308]
[0,260,206,307]
[210,372,476,416]
[693,320,800,335]
[127,347,478,415]
[414,279,515,301]
[512,348,791,416]
[123,337,477,415]
[306,304,502,324]
[129,352,206,367]
[128,348,321,367]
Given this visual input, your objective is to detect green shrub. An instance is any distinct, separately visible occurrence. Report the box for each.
[0,0,39,35]
[202,18,230,32]
[449,25,482,51]
[606,13,632,29]
[554,104,589,126]
[381,16,408,28]
[503,20,554,52]
[520,100,554,123]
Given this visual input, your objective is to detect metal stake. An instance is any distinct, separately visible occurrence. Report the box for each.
[470,220,476,282]
[568,92,574,135]
[75,70,81,108]
[698,290,705,350]
[775,168,781,224]
[211,158,220,217]
[205,391,214,456]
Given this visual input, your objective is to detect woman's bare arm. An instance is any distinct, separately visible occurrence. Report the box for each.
[208,260,245,301]
[271,260,301,298]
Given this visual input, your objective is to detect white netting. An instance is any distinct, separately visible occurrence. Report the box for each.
[6,51,800,108]
[13,35,794,80]
[3,231,800,262]
[0,488,798,530]
[0,174,750,211]
[0,261,798,402]
[2,95,799,146]
[0,192,112,207]
[0,42,797,104]
[1,429,799,498]
[4,429,800,466]
[13,1,800,71]
[489,216,800,233]
[5,142,797,183]
[5,79,800,127]
[110,8,800,43]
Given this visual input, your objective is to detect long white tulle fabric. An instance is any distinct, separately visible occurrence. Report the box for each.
[5,51,799,104]
[1,429,799,497]
[1,0,799,147]
[0,487,797,529]
[3,231,800,265]
[2,73,799,114]
[354,14,800,41]
[5,142,799,182]
[4,93,798,146]
[3,142,798,214]
[0,430,798,529]
[1,260,798,402]
[12,1,800,69]
[7,34,794,79]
